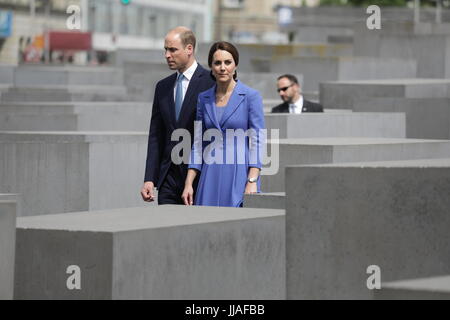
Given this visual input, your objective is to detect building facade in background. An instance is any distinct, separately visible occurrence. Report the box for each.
[0,0,213,64]
[214,0,319,44]
[0,0,79,64]
[88,0,213,51]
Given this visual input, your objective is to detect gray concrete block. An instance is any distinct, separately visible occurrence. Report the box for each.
[234,44,275,73]
[261,57,417,92]
[374,275,450,300]
[244,192,285,210]
[320,79,450,109]
[327,35,353,44]
[0,84,11,92]
[288,7,364,28]
[303,91,320,102]
[446,37,450,81]
[14,205,285,299]
[112,49,170,66]
[262,138,450,193]
[0,194,17,300]
[265,113,406,139]
[294,26,354,43]
[285,11,450,46]
[291,43,353,57]
[234,42,353,72]
[233,43,353,68]
[323,108,353,113]
[353,97,450,139]
[14,66,124,86]
[415,23,450,35]
[0,85,130,102]
[122,61,173,102]
[356,21,450,36]
[113,46,209,70]
[0,102,151,131]
[286,158,450,299]
[289,7,450,28]
[0,193,22,217]
[354,32,450,78]
[0,132,155,216]
[0,65,14,84]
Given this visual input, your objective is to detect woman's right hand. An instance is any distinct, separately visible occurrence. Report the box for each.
[181,185,194,206]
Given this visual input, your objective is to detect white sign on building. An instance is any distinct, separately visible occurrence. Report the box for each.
[278,6,293,26]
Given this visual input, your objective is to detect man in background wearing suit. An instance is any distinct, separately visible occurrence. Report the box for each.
[141,27,215,204]
[271,74,323,113]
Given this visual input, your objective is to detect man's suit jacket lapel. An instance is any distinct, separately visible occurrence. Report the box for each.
[303,100,312,113]
[161,73,177,128]
[280,102,289,113]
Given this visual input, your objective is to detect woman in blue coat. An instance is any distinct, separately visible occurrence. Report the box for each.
[181,41,265,207]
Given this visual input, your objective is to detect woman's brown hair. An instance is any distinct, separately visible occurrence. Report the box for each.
[208,41,239,80]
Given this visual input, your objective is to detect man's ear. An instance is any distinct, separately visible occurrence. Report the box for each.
[186,44,194,55]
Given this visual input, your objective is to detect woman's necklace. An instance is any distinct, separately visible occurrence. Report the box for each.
[216,84,235,103]
[216,91,230,102]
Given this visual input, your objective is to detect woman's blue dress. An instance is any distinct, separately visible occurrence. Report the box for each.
[188,80,266,207]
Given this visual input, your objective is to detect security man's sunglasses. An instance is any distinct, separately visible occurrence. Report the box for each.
[277,83,294,93]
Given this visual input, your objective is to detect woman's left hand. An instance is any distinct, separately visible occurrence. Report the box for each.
[244,182,257,194]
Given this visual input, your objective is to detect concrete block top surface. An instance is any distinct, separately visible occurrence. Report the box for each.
[323,109,353,113]
[265,112,404,118]
[322,78,450,85]
[8,84,125,90]
[291,158,450,168]
[263,99,279,105]
[0,101,151,107]
[0,131,148,143]
[382,275,450,293]
[16,66,121,72]
[0,193,18,196]
[273,137,449,145]
[353,97,450,104]
[251,192,285,197]
[16,205,285,233]
[0,199,16,204]
[0,194,18,201]
[271,55,413,63]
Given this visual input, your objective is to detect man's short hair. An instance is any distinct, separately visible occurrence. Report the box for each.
[180,29,196,50]
[277,74,298,85]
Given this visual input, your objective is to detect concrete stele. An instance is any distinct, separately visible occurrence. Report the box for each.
[286,158,450,299]
[14,205,285,300]
[0,194,17,300]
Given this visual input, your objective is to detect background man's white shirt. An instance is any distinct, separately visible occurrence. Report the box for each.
[289,95,304,114]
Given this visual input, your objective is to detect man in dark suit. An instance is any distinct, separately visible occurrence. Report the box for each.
[141,27,214,204]
[271,74,323,113]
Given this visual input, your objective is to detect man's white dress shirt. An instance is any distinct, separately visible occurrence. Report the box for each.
[174,60,198,102]
[289,95,304,114]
